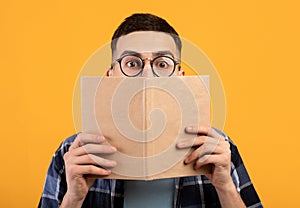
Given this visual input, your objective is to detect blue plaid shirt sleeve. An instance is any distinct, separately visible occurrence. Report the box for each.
[229,139,263,207]
[217,129,263,207]
[38,134,77,208]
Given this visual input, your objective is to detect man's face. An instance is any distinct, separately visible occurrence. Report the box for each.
[109,31,183,77]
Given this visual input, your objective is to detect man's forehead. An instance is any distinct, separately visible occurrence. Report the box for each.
[114,31,178,58]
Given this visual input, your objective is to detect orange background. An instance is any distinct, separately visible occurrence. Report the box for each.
[1,0,299,207]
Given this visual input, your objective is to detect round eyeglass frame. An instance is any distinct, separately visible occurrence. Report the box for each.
[115,55,180,77]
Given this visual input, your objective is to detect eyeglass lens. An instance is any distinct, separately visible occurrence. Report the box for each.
[120,55,175,77]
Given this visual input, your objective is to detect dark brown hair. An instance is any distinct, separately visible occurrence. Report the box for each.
[111,13,182,54]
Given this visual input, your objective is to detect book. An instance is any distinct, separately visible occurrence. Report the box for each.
[81,76,210,180]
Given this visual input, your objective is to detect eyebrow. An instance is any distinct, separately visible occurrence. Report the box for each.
[120,50,175,58]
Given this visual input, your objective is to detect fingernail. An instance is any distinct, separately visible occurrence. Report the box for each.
[104,169,111,174]
[108,161,117,166]
[97,135,105,141]
[186,126,193,131]
[177,142,187,148]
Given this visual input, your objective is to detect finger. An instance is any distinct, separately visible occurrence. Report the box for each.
[177,135,218,149]
[185,125,210,135]
[184,143,223,164]
[73,154,117,168]
[194,154,212,169]
[89,154,117,168]
[183,137,230,164]
[71,144,117,156]
[185,126,224,141]
[68,164,112,176]
[70,133,105,150]
[176,136,199,149]
[206,128,224,140]
[194,154,226,170]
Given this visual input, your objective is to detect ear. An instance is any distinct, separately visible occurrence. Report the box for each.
[178,66,185,76]
[106,68,113,77]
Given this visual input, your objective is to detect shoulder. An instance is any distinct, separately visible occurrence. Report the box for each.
[213,128,240,155]
[54,133,78,156]
[49,133,78,171]
[39,134,79,207]
[213,128,235,146]
[61,133,78,148]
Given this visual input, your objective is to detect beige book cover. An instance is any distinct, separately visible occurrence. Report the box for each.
[81,76,211,180]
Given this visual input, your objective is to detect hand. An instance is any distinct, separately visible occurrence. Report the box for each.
[61,133,117,206]
[176,126,232,190]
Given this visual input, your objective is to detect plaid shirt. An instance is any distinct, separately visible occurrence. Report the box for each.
[38,131,263,208]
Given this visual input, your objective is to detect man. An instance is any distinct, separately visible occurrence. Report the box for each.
[39,13,262,208]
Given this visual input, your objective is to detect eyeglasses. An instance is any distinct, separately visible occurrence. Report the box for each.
[114,55,180,77]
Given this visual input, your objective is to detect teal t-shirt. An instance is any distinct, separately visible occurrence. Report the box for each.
[124,178,175,208]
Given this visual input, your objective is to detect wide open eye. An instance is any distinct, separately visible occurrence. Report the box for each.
[121,56,143,71]
[153,56,174,70]
[156,61,169,69]
[126,60,140,68]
